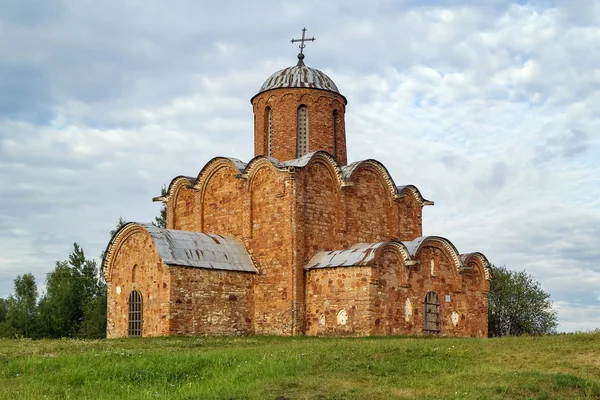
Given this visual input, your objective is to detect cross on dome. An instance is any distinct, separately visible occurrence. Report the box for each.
[291,27,315,65]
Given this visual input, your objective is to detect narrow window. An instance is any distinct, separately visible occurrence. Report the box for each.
[128,290,143,337]
[423,291,440,335]
[265,107,272,156]
[332,109,338,158]
[296,105,308,157]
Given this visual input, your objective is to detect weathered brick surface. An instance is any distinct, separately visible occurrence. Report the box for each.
[248,165,295,335]
[305,267,373,336]
[106,228,170,338]
[168,267,253,336]
[172,186,197,231]
[201,163,246,237]
[106,75,490,338]
[252,88,347,165]
[305,242,490,337]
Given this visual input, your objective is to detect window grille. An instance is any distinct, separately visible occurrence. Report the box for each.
[297,105,308,157]
[423,291,440,334]
[128,290,143,337]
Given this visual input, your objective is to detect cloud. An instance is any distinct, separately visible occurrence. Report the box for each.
[0,1,598,331]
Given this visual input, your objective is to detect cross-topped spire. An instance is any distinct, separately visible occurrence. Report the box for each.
[291,27,315,66]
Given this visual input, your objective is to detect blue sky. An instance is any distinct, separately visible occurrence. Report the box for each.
[0,0,599,332]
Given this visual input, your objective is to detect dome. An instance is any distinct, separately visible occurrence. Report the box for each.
[253,61,346,103]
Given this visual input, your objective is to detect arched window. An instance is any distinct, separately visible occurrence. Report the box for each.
[423,291,440,335]
[265,107,272,156]
[332,109,338,158]
[128,290,143,337]
[131,264,137,282]
[296,105,308,157]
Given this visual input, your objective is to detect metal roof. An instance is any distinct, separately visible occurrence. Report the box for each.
[224,157,248,173]
[253,64,346,103]
[141,223,257,273]
[305,243,385,269]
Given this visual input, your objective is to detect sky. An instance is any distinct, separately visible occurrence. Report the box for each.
[0,0,598,332]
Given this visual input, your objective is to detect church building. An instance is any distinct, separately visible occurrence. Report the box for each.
[103,30,491,338]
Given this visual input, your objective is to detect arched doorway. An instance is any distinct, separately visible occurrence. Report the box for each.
[423,291,440,335]
[128,290,143,337]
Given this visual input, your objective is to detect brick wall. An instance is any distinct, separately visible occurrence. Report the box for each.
[252,88,347,165]
[106,228,170,338]
[305,266,373,336]
[248,165,295,335]
[168,267,254,336]
[305,241,489,338]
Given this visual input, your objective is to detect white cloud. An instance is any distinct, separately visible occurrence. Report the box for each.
[0,0,598,331]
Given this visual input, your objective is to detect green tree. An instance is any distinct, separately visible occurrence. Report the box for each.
[5,273,39,338]
[153,184,167,228]
[488,265,558,337]
[0,297,15,337]
[38,243,107,338]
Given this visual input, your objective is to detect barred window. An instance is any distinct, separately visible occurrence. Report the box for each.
[296,105,308,157]
[128,290,143,337]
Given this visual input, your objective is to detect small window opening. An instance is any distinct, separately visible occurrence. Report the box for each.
[128,290,143,337]
[266,107,272,156]
[332,109,338,158]
[296,105,308,157]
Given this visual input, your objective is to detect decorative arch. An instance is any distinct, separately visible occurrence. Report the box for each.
[461,252,492,281]
[301,151,345,188]
[245,156,288,189]
[155,175,195,204]
[380,241,414,266]
[342,160,398,199]
[194,157,247,197]
[102,222,150,282]
[404,236,465,274]
[396,185,434,206]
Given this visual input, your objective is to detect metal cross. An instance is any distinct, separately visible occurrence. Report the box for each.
[291,27,315,55]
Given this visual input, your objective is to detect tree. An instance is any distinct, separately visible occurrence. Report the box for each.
[153,184,167,228]
[488,265,558,337]
[110,216,128,237]
[4,273,39,338]
[38,243,107,338]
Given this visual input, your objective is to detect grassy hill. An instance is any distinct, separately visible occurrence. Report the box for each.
[1,332,599,399]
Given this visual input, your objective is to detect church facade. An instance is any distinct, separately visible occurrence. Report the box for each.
[103,41,491,338]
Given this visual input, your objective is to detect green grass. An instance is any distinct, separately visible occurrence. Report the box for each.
[1,333,599,399]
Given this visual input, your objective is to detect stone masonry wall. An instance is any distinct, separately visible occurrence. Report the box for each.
[305,243,489,337]
[168,267,254,336]
[252,88,347,165]
[370,249,406,335]
[403,244,488,337]
[305,266,373,336]
[172,186,198,231]
[248,165,295,335]
[201,164,247,237]
[106,229,170,338]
